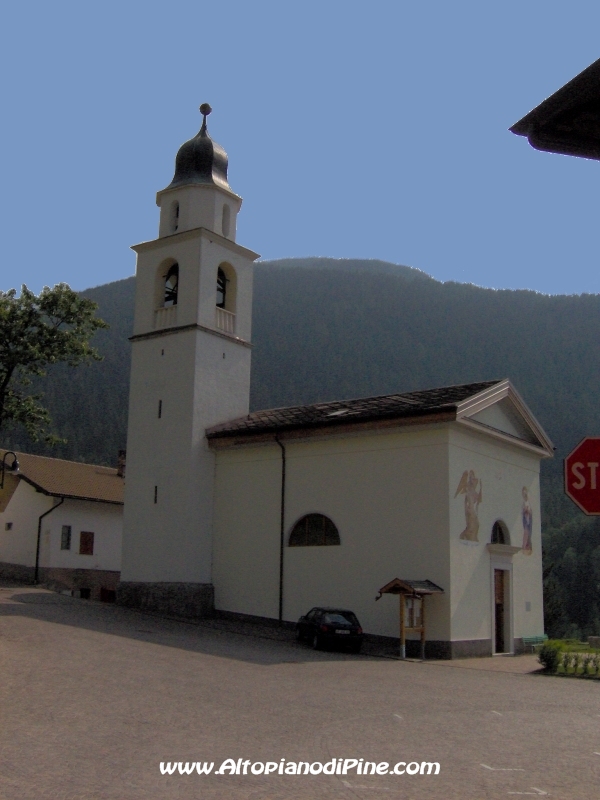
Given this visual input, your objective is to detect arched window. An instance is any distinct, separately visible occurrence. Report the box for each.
[216,267,227,308]
[491,520,510,545]
[164,263,179,307]
[289,514,340,547]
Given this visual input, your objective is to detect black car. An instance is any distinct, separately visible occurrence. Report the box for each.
[296,607,363,653]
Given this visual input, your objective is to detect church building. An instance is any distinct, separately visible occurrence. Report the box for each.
[118,106,553,658]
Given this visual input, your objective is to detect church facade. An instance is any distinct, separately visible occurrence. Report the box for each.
[118,108,553,657]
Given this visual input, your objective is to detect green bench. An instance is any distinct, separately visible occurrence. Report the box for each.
[522,635,548,653]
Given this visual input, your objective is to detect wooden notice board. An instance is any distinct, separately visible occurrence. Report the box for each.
[376,578,444,660]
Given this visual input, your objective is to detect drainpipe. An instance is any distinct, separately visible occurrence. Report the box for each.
[275,436,286,623]
[34,497,64,585]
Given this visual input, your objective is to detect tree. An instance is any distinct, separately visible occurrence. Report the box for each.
[0,284,108,443]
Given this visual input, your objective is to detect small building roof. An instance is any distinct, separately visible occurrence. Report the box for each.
[0,450,124,505]
[510,58,600,160]
[376,578,444,599]
[206,380,500,442]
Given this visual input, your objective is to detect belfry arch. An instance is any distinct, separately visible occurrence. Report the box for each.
[155,258,179,309]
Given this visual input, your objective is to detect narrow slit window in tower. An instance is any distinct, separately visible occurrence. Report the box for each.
[222,204,231,238]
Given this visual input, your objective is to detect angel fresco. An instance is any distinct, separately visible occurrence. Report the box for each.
[522,487,533,555]
[455,470,483,542]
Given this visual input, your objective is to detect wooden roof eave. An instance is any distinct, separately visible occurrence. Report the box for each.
[17,474,124,506]
[375,578,444,600]
[206,409,456,449]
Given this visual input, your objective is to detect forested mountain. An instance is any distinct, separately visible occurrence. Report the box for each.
[3,257,600,637]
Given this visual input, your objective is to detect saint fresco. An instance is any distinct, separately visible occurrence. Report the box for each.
[521,486,533,554]
[455,470,483,543]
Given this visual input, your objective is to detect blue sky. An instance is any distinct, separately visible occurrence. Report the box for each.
[2,1,599,295]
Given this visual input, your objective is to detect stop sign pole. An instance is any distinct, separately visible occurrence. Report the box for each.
[564,437,600,515]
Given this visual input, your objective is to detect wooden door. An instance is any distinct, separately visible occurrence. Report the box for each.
[494,569,506,653]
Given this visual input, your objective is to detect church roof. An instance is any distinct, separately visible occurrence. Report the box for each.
[163,104,231,192]
[206,380,500,441]
[0,450,124,506]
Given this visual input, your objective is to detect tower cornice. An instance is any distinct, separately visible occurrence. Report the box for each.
[131,226,260,261]
[128,321,252,347]
[155,181,242,208]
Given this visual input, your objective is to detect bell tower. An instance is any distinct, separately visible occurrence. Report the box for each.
[118,105,259,616]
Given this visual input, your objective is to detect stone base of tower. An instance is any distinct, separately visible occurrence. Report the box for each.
[116,581,214,619]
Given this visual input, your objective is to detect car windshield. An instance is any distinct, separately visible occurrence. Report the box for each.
[323,612,358,625]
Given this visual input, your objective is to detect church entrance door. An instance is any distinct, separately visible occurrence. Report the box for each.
[494,569,507,653]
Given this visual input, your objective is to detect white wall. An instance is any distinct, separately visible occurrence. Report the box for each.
[448,425,545,646]
[121,323,252,584]
[213,420,546,646]
[0,479,51,565]
[213,425,452,640]
[39,498,123,572]
[212,444,281,616]
[157,184,242,241]
[0,479,122,571]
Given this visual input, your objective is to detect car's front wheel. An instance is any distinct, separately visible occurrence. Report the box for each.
[312,634,321,650]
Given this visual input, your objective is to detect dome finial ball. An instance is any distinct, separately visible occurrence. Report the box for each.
[200,103,212,117]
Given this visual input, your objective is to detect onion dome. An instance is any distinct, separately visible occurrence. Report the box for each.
[164,104,231,191]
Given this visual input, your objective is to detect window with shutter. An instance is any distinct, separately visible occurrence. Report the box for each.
[79,531,94,555]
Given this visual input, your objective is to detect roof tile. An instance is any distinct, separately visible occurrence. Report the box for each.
[1,450,124,505]
[206,380,500,440]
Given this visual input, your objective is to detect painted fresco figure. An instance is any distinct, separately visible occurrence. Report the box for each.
[522,486,533,554]
[455,470,483,542]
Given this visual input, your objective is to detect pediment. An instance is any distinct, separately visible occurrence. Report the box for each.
[470,398,538,444]
[455,380,554,457]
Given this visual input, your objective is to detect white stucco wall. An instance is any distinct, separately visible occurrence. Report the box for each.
[213,425,452,640]
[0,479,123,571]
[39,498,123,572]
[157,184,242,242]
[213,419,547,647]
[448,424,545,648]
[121,324,252,584]
[0,479,52,565]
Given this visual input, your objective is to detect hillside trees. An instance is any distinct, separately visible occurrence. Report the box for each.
[0,284,108,443]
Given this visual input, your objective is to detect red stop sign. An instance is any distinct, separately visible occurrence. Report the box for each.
[565,437,600,515]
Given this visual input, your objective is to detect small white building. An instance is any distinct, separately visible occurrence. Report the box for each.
[0,451,124,600]
[114,106,554,656]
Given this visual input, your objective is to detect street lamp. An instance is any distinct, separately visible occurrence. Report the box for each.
[0,451,20,489]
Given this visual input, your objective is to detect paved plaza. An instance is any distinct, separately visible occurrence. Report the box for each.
[0,585,599,800]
